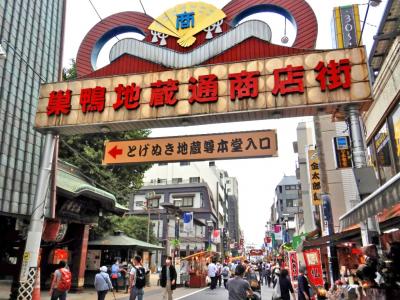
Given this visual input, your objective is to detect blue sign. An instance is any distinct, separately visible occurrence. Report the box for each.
[176,11,195,30]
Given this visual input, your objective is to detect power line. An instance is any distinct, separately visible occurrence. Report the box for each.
[138,0,147,15]
[88,0,103,21]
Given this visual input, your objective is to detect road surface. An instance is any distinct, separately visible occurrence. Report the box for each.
[120,284,274,300]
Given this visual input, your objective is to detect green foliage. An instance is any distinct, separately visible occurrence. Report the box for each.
[59,60,153,205]
[92,215,157,244]
[62,59,77,81]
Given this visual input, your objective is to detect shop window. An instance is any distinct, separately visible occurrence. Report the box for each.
[389,102,400,171]
[374,123,395,183]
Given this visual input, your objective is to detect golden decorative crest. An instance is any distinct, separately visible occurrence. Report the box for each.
[149,2,226,47]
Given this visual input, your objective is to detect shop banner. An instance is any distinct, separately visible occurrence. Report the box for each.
[212,229,221,243]
[288,251,299,281]
[273,224,283,240]
[303,249,324,286]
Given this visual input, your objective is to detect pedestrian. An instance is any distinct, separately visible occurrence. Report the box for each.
[266,264,272,287]
[94,266,113,300]
[49,260,72,300]
[258,262,264,286]
[273,269,295,300]
[111,260,121,292]
[160,256,177,300]
[129,255,146,300]
[208,259,217,290]
[298,265,311,300]
[221,263,230,289]
[227,264,253,300]
[216,261,222,287]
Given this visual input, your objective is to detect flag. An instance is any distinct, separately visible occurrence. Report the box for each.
[273,225,283,240]
[183,212,193,232]
[212,229,221,243]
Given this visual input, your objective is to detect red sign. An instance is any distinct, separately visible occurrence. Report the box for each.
[303,249,324,286]
[249,249,264,256]
[288,251,299,281]
[46,60,352,117]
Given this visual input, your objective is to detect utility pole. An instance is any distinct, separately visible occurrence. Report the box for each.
[17,133,56,300]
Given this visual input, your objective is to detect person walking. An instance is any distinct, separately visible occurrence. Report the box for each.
[273,269,295,300]
[160,256,177,300]
[129,255,146,300]
[208,259,217,290]
[49,261,72,300]
[221,263,230,289]
[265,264,272,287]
[227,264,253,300]
[298,266,311,300]
[111,260,120,292]
[94,266,113,300]
[216,261,222,287]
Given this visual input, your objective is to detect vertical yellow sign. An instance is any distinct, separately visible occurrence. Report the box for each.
[308,149,322,206]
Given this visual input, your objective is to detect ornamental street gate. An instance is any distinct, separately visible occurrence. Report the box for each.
[22,1,373,298]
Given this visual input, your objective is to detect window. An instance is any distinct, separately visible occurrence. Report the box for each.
[227,188,231,193]
[157,178,167,184]
[285,185,297,190]
[158,162,168,166]
[389,103,400,171]
[172,178,182,184]
[135,201,144,207]
[189,177,200,183]
[374,123,394,183]
[226,179,231,184]
[209,161,215,167]
[180,161,190,166]
[173,197,194,207]
[287,199,294,207]
[148,198,159,208]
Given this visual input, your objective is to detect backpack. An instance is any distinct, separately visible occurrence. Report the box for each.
[134,267,146,289]
[57,268,72,292]
[272,278,281,300]
[222,267,229,277]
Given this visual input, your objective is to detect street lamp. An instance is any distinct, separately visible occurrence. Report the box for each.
[161,202,182,261]
[144,191,160,243]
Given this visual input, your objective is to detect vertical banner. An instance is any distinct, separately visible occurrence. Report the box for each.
[333,5,362,48]
[303,249,324,286]
[288,251,299,281]
[333,136,352,168]
[273,224,283,240]
[212,229,221,243]
[183,212,193,233]
[308,149,322,205]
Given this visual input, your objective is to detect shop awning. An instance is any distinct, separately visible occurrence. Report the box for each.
[339,171,400,230]
[57,161,127,215]
[302,227,361,250]
[88,233,164,250]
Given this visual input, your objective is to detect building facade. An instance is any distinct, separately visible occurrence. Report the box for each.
[226,176,240,246]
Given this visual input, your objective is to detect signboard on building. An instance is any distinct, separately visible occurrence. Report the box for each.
[35,47,371,135]
[103,130,277,164]
[308,149,322,205]
[303,249,324,286]
[333,136,352,168]
[333,5,362,48]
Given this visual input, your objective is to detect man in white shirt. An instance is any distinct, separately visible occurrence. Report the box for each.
[208,260,217,290]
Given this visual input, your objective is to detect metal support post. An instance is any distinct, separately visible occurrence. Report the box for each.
[17,132,56,300]
[346,105,380,246]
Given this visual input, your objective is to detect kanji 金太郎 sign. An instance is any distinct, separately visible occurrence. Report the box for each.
[103,130,277,165]
[35,47,371,135]
[308,149,322,206]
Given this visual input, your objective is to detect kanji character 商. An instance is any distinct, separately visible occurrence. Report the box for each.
[176,11,195,30]
[229,70,260,100]
[80,86,106,113]
[113,83,141,110]
[314,59,351,91]
[231,138,243,152]
[218,139,229,153]
[188,74,218,104]
[204,140,215,153]
[272,65,305,96]
[150,79,179,107]
[177,142,188,155]
[190,141,201,154]
[47,90,72,116]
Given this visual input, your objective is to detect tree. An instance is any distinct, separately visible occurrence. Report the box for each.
[59,60,152,205]
[92,215,157,244]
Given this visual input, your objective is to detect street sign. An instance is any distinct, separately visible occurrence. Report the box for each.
[103,130,277,165]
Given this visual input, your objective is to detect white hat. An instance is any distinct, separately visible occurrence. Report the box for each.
[100,266,108,272]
